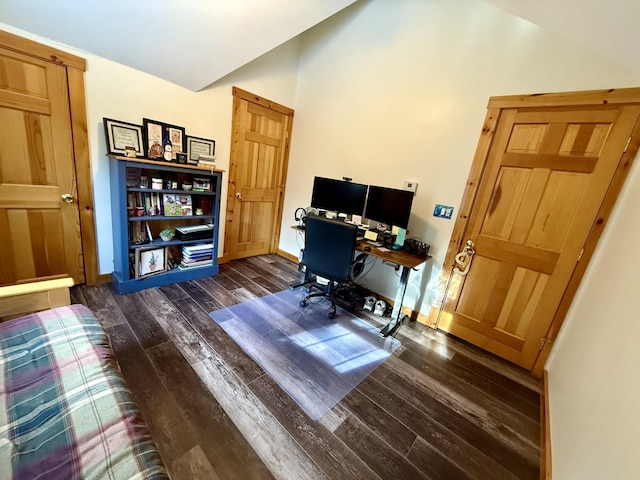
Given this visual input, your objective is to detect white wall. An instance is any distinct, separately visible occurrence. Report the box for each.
[0,22,301,274]
[283,0,640,313]
[546,155,640,479]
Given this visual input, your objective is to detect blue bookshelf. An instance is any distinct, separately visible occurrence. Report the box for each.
[109,156,223,294]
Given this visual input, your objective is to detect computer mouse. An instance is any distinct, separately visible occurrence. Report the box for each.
[364,246,371,252]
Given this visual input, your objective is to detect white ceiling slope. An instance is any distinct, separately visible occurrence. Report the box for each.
[486,0,640,77]
[2,0,640,91]
[0,0,358,91]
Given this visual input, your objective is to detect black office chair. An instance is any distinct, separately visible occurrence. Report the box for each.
[299,215,357,319]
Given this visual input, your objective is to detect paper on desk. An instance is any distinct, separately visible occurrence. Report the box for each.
[377,247,391,252]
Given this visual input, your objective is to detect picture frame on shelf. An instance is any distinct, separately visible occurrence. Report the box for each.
[193,177,212,192]
[186,136,215,165]
[103,118,145,157]
[135,245,167,279]
[142,118,165,160]
[164,123,186,160]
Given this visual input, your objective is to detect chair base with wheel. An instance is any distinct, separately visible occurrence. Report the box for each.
[299,280,338,319]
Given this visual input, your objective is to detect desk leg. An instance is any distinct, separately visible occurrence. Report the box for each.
[379,265,411,337]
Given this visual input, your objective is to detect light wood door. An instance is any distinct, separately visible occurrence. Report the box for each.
[225,87,293,260]
[0,47,84,285]
[436,96,640,370]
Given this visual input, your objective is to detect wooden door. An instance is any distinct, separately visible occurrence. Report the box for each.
[0,46,85,285]
[225,87,293,260]
[435,90,640,371]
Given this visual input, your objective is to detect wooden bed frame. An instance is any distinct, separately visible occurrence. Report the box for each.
[0,277,74,321]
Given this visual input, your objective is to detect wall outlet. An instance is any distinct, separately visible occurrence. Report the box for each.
[404,180,418,193]
[434,204,454,219]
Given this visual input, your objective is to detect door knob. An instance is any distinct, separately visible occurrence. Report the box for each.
[61,193,74,203]
[235,192,243,199]
[453,240,475,276]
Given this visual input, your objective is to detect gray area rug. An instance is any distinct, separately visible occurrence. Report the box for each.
[210,288,401,420]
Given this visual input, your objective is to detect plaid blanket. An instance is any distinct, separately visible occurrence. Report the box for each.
[0,305,168,479]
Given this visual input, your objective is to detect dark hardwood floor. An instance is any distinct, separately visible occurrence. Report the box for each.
[71,254,541,480]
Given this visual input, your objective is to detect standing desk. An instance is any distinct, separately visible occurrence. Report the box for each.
[355,242,427,337]
[292,224,427,337]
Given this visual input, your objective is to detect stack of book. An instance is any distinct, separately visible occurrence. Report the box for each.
[180,243,213,269]
[198,154,216,167]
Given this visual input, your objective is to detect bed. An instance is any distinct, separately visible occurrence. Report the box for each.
[0,278,168,479]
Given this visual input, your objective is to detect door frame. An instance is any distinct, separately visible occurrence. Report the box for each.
[223,86,294,262]
[0,30,99,286]
[433,87,640,376]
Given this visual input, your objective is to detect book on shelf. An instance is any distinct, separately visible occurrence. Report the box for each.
[127,191,164,216]
[181,256,213,265]
[129,221,151,244]
[182,243,213,252]
[198,154,216,166]
[178,261,213,270]
[176,223,213,240]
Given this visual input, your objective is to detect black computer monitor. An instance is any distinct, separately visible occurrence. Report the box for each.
[364,185,414,230]
[310,176,368,216]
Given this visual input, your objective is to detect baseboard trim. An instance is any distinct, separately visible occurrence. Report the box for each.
[277,249,298,263]
[541,369,552,479]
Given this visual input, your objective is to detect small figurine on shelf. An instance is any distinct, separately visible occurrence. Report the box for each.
[148,141,163,159]
[163,138,173,162]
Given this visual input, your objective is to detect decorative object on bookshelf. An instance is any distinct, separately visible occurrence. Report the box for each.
[126,168,141,187]
[135,246,167,279]
[159,229,174,242]
[182,181,193,191]
[163,140,172,162]
[103,118,145,158]
[176,152,187,164]
[163,194,183,216]
[186,136,215,165]
[193,177,211,192]
[179,194,193,216]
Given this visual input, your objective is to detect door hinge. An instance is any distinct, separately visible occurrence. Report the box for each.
[539,337,551,351]
[577,248,584,262]
[624,136,632,153]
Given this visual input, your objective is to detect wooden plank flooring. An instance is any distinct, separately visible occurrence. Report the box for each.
[70,254,541,480]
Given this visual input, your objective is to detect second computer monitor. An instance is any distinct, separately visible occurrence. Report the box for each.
[364,185,414,230]
[310,176,368,217]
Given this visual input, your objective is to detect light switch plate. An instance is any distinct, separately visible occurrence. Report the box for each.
[434,204,454,219]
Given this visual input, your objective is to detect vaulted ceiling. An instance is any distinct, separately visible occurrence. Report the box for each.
[0,0,358,91]
[1,0,639,91]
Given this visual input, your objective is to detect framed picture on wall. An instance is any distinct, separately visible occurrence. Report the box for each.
[164,123,186,160]
[142,118,165,160]
[103,118,145,157]
[186,136,216,165]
